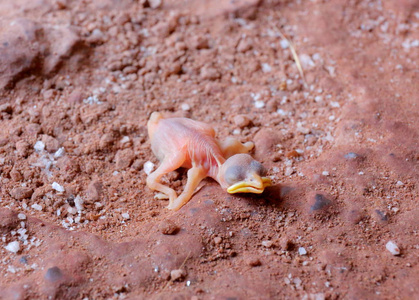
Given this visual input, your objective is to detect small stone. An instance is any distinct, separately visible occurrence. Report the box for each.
[190,35,209,49]
[68,89,84,104]
[87,29,105,44]
[266,99,278,112]
[122,213,130,220]
[200,66,220,80]
[280,39,289,49]
[85,180,102,203]
[159,220,180,235]
[31,204,43,211]
[144,161,155,175]
[261,63,272,73]
[214,237,222,245]
[284,167,294,176]
[25,123,42,136]
[5,241,20,253]
[285,150,301,158]
[131,159,144,171]
[54,147,65,158]
[304,293,325,300]
[298,247,307,255]
[386,241,400,256]
[344,152,360,160]
[245,256,262,267]
[17,213,26,220]
[74,196,84,211]
[34,141,45,152]
[115,148,135,170]
[280,238,294,251]
[10,187,33,200]
[67,206,77,215]
[322,171,329,176]
[233,115,251,128]
[42,135,60,152]
[262,240,274,248]
[45,266,63,282]
[170,269,186,281]
[148,0,162,9]
[373,209,388,222]
[310,194,332,212]
[15,140,30,157]
[237,38,253,53]
[181,103,191,111]
[52,182,65,193]
[120,136,130,145]
[254,100,265,109]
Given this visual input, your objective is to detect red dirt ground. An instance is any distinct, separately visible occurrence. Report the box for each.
[0,0,418,299]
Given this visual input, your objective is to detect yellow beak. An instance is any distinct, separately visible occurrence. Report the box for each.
[227,176,272,194]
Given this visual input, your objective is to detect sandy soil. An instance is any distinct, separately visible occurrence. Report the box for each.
[0,0,418,299]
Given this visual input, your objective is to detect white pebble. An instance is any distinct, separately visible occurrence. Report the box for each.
[120,136,130,144]
[300,54,315,69]
[149,0,162,9]
[261,63,272,73]
[144,161,155,175]
[280,39,289,49]
[254,100,265,109]
[5,241,20,253]
[396,181,404,186]
[74,195,84,211]
[386,241,400,256]
[322,171,329,176]
[181,103,191,111]
[34,141,45,152]
[122,213,130,220]
[285,167,294,176]
[298,247,307,255]
[54,147,65,158]
[277,109,287,116]
[18,213,26,220]
[31,204,43,211]
[233,129,241,135]
[67,206,77,215]
[52,182,65,193]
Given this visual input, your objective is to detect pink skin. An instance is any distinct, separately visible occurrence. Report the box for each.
[146,112,269,211]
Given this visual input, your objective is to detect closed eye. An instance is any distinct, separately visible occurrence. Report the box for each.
[250,160,267,176]
[224,165,245,184]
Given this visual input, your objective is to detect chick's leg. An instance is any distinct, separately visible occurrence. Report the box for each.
[167,166,207,211]
[218,137,254,158]
[146,153,185,204]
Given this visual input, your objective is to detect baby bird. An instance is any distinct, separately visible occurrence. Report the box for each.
[146,112,272,211]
